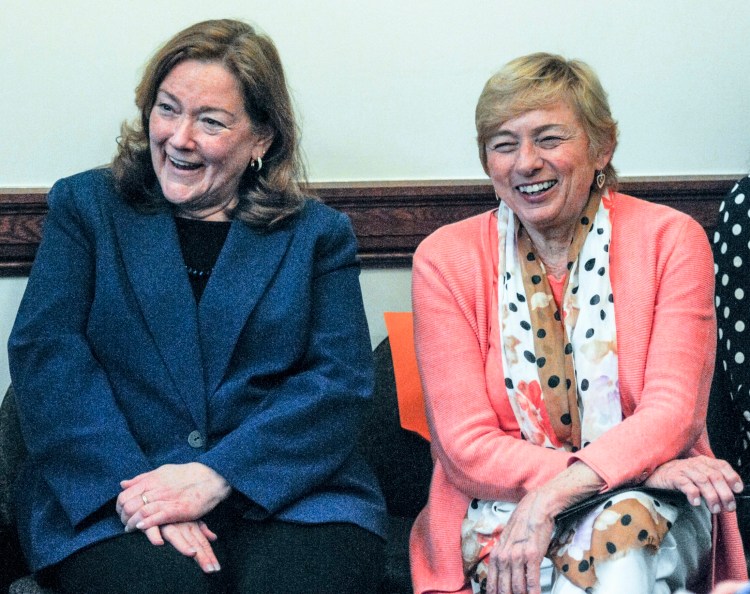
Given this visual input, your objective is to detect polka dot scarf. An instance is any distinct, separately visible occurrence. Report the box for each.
[497,189,621,451]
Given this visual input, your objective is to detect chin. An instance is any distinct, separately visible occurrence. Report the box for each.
[160,182,200,206]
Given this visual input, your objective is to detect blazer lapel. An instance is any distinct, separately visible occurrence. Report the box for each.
[198,220,294,395]
[112,204,207,427]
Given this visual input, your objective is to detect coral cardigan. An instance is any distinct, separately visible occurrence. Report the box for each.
[410,193,746,593]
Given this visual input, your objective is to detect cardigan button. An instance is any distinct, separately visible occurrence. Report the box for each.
[187,430,204,449]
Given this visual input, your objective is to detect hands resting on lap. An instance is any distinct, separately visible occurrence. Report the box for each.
[484,456,743,594]
[114,462,232,573]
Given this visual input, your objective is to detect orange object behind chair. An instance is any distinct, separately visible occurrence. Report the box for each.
[383,312,430,442]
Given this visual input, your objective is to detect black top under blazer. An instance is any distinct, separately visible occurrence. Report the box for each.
[8,168,386,571]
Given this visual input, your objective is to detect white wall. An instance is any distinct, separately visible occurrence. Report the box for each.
[0,279,28,396]
[2,0,750,394]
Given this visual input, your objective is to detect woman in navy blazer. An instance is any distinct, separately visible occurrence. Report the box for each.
[9,19,385,594]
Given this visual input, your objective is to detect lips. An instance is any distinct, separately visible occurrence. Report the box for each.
[517,180,557,195]
[168,155,202,171]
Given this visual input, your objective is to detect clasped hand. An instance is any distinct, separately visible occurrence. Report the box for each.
[114,462,232,573]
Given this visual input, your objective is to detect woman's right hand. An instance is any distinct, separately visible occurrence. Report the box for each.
[485,461,605,594]
[149,520,221,573]
[117,462,231,531]
[644,455,743,514]
[485,487,557,594]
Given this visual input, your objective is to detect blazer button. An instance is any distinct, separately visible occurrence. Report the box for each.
[188,430,204,449]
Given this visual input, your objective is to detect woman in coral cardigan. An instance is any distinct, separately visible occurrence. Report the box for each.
[410,53,746,594]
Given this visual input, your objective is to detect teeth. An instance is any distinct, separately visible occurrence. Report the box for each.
[518,180,556,194]
[169,156,201,170]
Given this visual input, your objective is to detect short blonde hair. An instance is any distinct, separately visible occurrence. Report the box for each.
[476,53,618,190]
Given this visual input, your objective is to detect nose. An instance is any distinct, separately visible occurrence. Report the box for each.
[516,140,543,176]
[168,116,196,151]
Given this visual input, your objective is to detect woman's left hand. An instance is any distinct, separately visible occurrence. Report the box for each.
[160,520,221,574]
[116,462,232,531]
[644,455,743,514]
[485,489,556,594]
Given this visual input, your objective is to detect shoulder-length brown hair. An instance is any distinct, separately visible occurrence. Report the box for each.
[112,19,307,228]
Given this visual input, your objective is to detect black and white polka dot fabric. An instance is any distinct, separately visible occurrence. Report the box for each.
[495,192,621,453]
[714,175,750,476]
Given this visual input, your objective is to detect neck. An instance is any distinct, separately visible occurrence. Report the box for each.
[175,192,239,222]
[176,200,235,222]
[521,224,574,279]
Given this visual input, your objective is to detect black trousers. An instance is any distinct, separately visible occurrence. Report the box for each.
[43,504,385,594]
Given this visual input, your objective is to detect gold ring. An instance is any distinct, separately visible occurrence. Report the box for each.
[141,493,149,505]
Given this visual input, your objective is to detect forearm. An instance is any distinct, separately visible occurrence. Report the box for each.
[199,383,364,515]
[534,460,606,517]
[433,429,572,501]
[11,335,152,526]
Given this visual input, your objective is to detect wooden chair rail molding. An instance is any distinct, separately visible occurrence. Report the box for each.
[0,175,740,275]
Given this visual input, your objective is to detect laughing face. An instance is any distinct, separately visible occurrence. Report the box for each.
[149,59,273,221]
[485,101,611,240]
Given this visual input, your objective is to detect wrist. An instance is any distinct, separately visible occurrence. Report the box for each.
[192,462,232,501]
[541,461,606,515]
[215,477,232,501]
[535,481,575,518]
[207,470,232,502]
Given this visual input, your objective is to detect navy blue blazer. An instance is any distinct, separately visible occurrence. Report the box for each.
[8,168,386,571]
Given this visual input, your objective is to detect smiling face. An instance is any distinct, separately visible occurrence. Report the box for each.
[149,59,273,221]
[485,101,612,241]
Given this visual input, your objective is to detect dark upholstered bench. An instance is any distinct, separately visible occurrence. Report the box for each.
[359,336,432,593]
[0,386,53,593]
